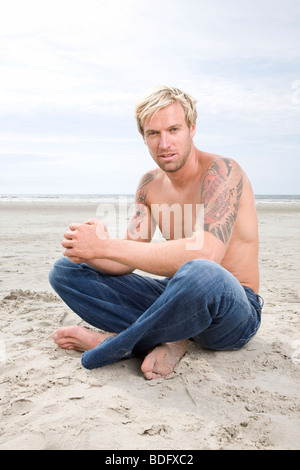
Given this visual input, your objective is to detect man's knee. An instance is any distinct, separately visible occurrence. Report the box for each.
[48,257,76,290]
[178,259,220,279]
[175,259,227,294]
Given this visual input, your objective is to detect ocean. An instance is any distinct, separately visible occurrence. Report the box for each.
[0,194,300,204]
[0,194,135,203]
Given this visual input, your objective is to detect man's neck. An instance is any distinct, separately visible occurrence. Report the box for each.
[164,144,201,190]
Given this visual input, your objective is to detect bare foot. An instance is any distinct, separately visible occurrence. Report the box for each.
[141,340,188,380]
[51,325,114,352]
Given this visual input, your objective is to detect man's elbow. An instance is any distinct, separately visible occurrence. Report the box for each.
[183,233,225,265]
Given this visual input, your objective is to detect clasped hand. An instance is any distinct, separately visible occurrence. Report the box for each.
[62,218,108,263]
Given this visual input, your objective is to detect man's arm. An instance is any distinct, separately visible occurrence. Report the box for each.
[67,172,157,275]
[126,171,158,243]
[63,159,243,277]
[201,158,243,245]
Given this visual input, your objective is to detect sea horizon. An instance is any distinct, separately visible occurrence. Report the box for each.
[0,193,300,204]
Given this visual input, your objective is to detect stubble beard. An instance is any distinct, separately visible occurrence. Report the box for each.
[155,141,192,174]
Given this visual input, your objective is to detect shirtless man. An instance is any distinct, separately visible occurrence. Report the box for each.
[49,86,263,380]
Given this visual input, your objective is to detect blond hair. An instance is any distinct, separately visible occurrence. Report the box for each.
[135,85,197,136]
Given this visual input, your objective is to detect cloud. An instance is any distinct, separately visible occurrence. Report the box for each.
[0,0,299,194]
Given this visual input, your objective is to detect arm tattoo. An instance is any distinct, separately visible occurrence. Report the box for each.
[201,159,243,244]
[128,204,148,234]
[128,171,158,235]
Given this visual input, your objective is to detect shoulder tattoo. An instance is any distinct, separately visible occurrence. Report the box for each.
[201,158,243,244]
[128,171,158,236]
[136,171,158,205]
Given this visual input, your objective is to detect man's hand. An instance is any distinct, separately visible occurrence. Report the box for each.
[62,219,108,263]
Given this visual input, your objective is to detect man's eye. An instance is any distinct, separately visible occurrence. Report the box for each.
[171,128,178,132]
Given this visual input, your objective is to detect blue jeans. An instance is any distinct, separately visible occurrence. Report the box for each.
[49,258,263,370]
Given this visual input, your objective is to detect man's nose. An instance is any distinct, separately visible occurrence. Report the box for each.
[159,132,171,149]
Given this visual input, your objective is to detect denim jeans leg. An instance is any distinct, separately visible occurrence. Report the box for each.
[81,259,262,370]
[49,257,168,333]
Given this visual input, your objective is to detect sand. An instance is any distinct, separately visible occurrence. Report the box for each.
[0,199,299,450]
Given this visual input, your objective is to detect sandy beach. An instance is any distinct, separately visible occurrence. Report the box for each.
[0,198,299,450]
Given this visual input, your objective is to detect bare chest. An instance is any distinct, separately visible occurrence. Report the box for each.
[150,199,203,240]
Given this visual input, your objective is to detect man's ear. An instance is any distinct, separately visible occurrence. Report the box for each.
[190,124,196,138]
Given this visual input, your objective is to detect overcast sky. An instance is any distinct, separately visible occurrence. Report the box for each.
[0,0,299,194]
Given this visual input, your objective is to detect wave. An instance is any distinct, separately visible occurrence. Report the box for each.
[0,194,135,203]
[0,194,299,204]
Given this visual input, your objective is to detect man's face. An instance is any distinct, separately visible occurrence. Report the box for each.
[143,102,196,173]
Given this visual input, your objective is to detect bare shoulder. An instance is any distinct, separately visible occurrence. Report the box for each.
[135,169,160,205]
[203,155,243,184]
[201,157,243,201]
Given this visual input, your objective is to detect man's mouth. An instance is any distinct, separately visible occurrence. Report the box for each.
[158,153,176,161]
